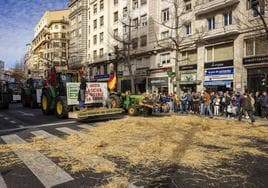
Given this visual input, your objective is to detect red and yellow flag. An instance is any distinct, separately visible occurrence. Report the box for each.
[108,73,117,91]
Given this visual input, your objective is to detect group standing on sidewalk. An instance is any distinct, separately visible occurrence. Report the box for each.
[150,89,268,123]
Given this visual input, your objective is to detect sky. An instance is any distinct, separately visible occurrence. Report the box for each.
[0,0,68,69]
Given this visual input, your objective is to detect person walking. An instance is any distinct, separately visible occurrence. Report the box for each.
[180,92,188,114]
[213,94,220,116]
[260,91,268,118]
[78,71,87,109]
[238,93,255,123]
[192,92,200,114]
[203,90,213,117]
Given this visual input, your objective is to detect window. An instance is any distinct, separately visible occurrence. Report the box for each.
[93,50,97,59]
[141,14,147,27]
[141,0,147,5]
[114,29,118,38]
[62,52,66,58]
[78,14,82,22]
[88,25,90,34]
[123,7,128,17]
[245,39,254,56]
[93,35,97,44]
[185,0,192,11]
[62,33,66,38]
[88,11,91,20]
[161,31,169,39]
[207,16,215,30]
[94,4,97,14]
[140,35,147,47]
[132,38,138,49]
[54,33,58,39]
[100,48,104,57]
[62,25,65,29]
[100,0,104,10]
[185,23,191,35]
[133,18,139,28]
[88,40,91,48]
[100,32,104,42]
[54,25,58,29]
[78,28,82,36]
[114,11,118,22]
[162,9,169,22]
[53,42,59,48]
[206,43,234,62]
[94,19,97,29]
[104,64,108,74]
[223,12,232,26]
[181,50,197,64]
[100,16,104,26]
[133,0,138,9]
[255,38,268,55]
[161,53,170,64]
[62,43,66,48]
[114,0,118,5]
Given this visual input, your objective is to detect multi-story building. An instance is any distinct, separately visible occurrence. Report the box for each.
[68,0,88,69]
[31,9,69,77]
[0,60,4,80]
[68,0,267,94]
[176,0,268,93]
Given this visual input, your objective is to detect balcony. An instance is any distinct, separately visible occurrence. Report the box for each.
[202,23,240,40]
[195,0,240,16]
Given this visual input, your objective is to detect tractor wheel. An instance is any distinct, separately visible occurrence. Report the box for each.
[110,95,122,108]
[128,106,138,116]
[30,94,37,108]
[55,96,68,119]
[41,91,52,115]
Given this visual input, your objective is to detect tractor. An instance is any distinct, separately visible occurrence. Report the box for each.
[41,71,78,118]
[21,78,43,108]
[0,80,10,109]
[110,92,160,116]
[41,70,122,119]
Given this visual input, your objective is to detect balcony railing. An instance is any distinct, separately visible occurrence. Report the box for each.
[202,23,240,40]
[195,0,240,16]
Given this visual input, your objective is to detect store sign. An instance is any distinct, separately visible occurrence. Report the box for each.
[179,64,197,71]
[135,68,149,76]
[204,60,233,69]
[181,73,197,82]
[243,55,268,65]
[149,77,168,86]
[92,74,110,81]
[204,68,234,81]
[67,82,108,105]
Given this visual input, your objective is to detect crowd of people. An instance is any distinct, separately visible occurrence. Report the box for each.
[151,90,268,123]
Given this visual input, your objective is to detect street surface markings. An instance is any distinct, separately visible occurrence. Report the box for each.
[0,174,7,188]
[10,121,16,124]
[77,124,95,130]
[3,117,9,120]
[31,130,116,174]
[1,134,74,188]
[56,127,80,135]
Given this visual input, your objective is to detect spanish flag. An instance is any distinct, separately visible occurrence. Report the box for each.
[108,73,117,91]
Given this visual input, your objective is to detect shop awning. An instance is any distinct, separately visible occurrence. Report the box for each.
[204,80,232,86]
[179,80,202,85]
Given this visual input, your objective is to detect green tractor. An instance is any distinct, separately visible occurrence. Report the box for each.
[110,92,159,116]
[21,78,43,108]
[0,80,10,109]
[41,72,77,118]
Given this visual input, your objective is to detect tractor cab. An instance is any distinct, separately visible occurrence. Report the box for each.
[21,78,43,108]
[55,72,78,96]
[0,80,10,109]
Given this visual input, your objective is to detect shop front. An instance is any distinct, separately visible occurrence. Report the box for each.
[179,64,201,92]
[134,67,149,93]
[204,65,234,92]
[243,55,268,92]
[148,77,169,94]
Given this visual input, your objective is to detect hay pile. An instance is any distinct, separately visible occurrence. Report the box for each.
[0,116,267,186]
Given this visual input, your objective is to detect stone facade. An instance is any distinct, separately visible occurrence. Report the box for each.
[30,9,69,77]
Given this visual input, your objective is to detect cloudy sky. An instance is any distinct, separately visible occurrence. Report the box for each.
[0,0,68,68]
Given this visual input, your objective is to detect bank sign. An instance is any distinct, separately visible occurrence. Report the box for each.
[204,68,234,81]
